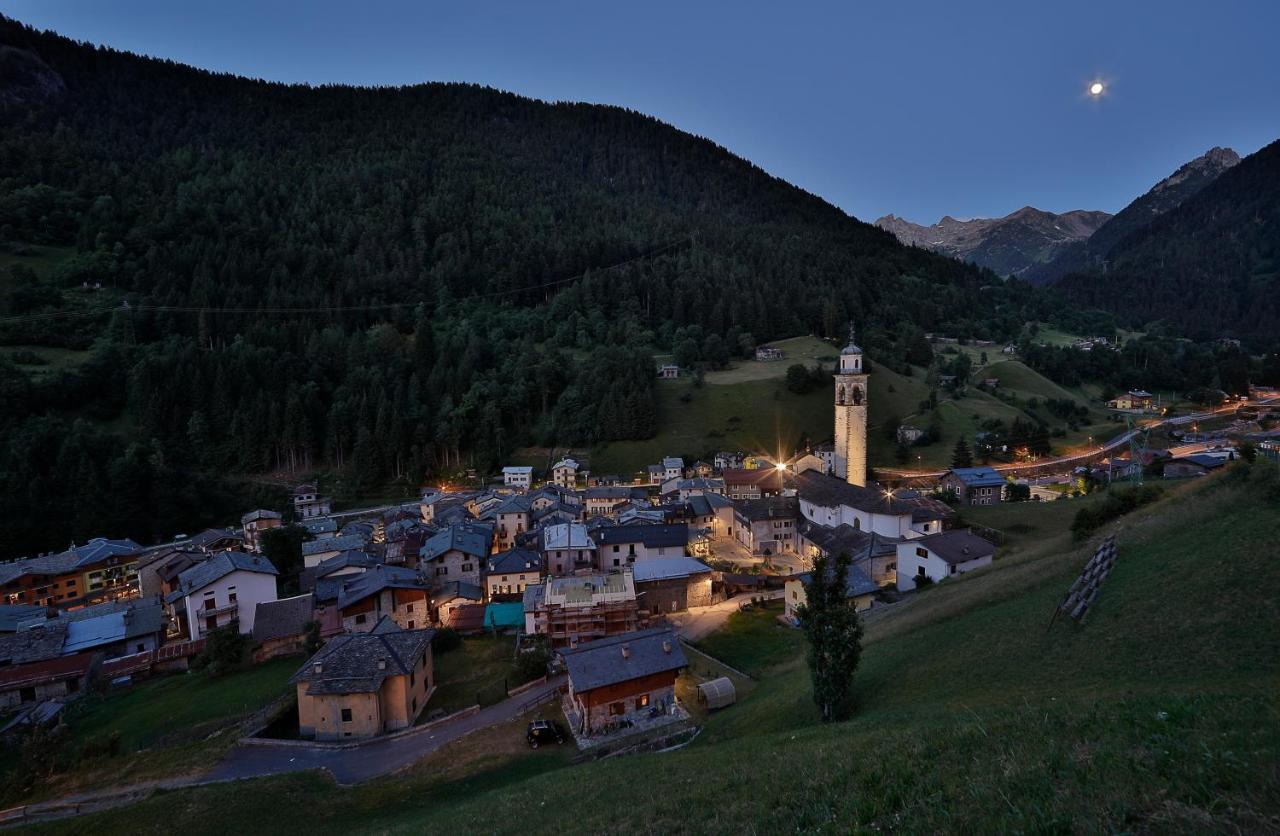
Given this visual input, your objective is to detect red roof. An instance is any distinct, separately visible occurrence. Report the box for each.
[0,653,94,691]
[443,603,488,633]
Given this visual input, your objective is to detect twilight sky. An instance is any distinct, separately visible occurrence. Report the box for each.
[4,0,1279,224]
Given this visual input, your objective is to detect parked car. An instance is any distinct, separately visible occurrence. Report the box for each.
[525,719,565,748]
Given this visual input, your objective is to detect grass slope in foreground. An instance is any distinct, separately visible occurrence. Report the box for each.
[33,468,1280,833]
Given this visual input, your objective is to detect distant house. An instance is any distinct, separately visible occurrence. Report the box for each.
[721,467,790,500]
[293,484,333,521]
[523,571,638,648]
[57,598,167,659]
[896,530,995,591]
[1162,454,1227,479]
[714,451,745,471]
[939,467,1006,506]
[431,581,486,625]
[797,523,899,586]
[492,495,533,551]
[784,562,878,622]
[335,565,431,633]
[593,524,689,567]
[631,558,713,614]
[1107,390,1155,411]
[253,593,316,660]
[645,463,666,485]
[755,345,784,362]
[732,497,799,556]
[582,486,638,517]
[164,552,279,639]
[240,510,283,553]
[812,442,836,475]
[484,548,543,599]
[300,517,338,540]
[552,458,580,490]
[897,425,925,444]
[561,627,687,737]
[291,618,434,741]
[502,466,533,490]
[662,457,684,481]
[0,622,92,710]
[301,533,369,569]
[541,522,598,575]
[419,524,492,588]
[658,364,680,379]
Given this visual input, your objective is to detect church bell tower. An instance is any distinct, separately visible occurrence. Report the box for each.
[833,324,868,486]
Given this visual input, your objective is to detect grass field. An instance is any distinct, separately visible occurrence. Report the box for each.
[703,335,837,385]
[0,244,74,287]
[693,600,799,677]
[2,659,297,805]
[0,345,92,377]
[37,467,1280,832]
[590,376,833,475]
[427,636,534,716]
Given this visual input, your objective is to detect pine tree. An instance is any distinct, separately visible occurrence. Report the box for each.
[796,551,864,723]
[952,437,974,468]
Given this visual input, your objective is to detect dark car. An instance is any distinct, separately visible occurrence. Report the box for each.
[525,719,565,748]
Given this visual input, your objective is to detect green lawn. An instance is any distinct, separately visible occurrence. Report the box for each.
[692,600,802,677]
[1,659,297,805]
[590,376,833,475]
[38,468,1280,832]
[703,335,837,385]
[427,635,533,716]
[0,243,74,286]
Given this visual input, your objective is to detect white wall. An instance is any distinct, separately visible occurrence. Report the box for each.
[184,569,278,636]
[895,543,992,591]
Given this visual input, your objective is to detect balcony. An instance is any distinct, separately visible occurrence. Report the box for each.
[200,602,239,618]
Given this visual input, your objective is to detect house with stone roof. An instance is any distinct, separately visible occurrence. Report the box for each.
[163,552,279,639]
[896,530,995,591]
[291,617,435,740]
[560,627,686,736]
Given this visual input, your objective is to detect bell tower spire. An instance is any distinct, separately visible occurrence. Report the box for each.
[833,321,868,486]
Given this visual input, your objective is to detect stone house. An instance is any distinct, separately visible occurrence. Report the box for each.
[561,627,687,737]
[939,467,1006,506]
[631,558,713,614]
[419,524,492,588]
[291,618,434,741]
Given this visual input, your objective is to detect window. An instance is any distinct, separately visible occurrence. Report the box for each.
[227,587,237,604]
[613,545,620,553]
[609,701,625,716]
[406,603,414,613]
[462,563,473,572]
[136,643,145,653]
[407,621,414,629]
[341,708,353,723]
[950,564,957,575]
[636,694,650,709]
[916,547,928,558]
[917,566,926,577]
[355,613,367,625]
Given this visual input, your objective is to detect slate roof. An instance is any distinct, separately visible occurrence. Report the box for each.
[794,470,919,516]
[241,509,282,525]
[0,605,47,633]
[253,594,316,642]
[502,466,533,475]
[793,562,879,599]
[721,468,791,492]
[583,487,633,501]
[592,523,689,549]
[419,524,492,561]
[631,558,713,584]
[485,549,542,576]
[165,552,278,603]
[915,530,996,565]
[302,534,366,557]
[1175,454,1227,470]
[734,496,799,522]
[493,495,533,515]
[943,467,1007,488]
[301,518,338,536]
[336,565,429,609]
[0,621,69,665]
[800,522,896,563]
[290,621,434,696]
[432,581,485,604]
[522,582,546,613]
[561,627,686,692]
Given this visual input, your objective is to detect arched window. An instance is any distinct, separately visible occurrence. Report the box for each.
[837,385,846,404]
[853,518,861,530]
[851,386,863,405]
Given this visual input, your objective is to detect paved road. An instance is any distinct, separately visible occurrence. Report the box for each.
[671,593,783,642]
[878,398,1275,481]
[205,677,566,786]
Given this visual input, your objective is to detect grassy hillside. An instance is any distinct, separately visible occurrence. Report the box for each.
[38,466,1280,833]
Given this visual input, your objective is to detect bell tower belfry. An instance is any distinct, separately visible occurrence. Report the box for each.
[833,324,868,487]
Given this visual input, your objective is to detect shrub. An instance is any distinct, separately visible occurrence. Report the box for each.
[192,625,253,677]
[1071,484,1164,541]
[431,627,462,655]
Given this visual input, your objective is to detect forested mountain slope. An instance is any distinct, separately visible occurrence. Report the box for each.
[1056,140,1278,343]
[0,17,1030,557]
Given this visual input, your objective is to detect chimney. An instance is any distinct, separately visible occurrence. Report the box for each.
[621,644,631,659]
[378,658,387,670]
[313,663,323,674]
[662,640,672,654]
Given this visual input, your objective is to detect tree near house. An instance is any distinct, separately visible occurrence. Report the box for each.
[952,437,974,469]
[261,524,307,595]
[795,551,864,723]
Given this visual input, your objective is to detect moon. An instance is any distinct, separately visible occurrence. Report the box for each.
[1089,81,1105,96]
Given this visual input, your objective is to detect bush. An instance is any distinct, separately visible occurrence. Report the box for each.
[516,643,552,681]
[192,625,253,677]
[1070,484,1164,541]
[431,627,462,655]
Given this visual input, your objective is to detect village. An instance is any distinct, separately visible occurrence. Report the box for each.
[0,328,1276,811]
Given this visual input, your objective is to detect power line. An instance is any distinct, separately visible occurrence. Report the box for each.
[0,236,692,326]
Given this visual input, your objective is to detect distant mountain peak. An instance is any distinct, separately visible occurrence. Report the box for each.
[874,205,1110,277]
